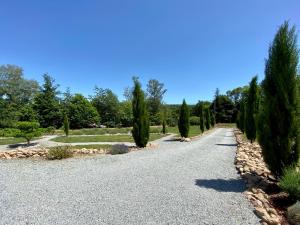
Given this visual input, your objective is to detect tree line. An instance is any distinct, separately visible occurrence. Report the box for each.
[235,22,300,177]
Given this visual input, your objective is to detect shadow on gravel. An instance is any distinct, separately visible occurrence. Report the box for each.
[215,143,237,147]
[8,143,38,149]
[163,138,181,142]
[195,178,245,192]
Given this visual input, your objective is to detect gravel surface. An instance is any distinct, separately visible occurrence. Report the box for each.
[0,128,259,225]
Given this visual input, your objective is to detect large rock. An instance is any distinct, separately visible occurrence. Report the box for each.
[288,201,300,225]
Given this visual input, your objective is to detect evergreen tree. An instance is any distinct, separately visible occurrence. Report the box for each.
[63,114,69,136]
[258,22,300,176]
[204,107,211,130]
[178,99,190,138]
[210,110,215,127]
[198,102,205,133]
[245,76,259,143]
[237,99,246,133]
[33,74,62,128]
[132,78,150,147]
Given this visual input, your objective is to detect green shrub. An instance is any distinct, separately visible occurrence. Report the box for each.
[45,126,56,135]
[189,116,200,126]
[46,146,73,160]
[0,128,20,137]
[108,144,129,155]
[279,167,300,200]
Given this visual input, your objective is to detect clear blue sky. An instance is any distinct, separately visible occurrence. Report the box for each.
[0,0,299,104]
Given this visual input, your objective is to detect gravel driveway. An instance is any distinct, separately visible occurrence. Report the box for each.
[0,128,259,225]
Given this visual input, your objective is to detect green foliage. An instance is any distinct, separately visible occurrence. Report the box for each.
[33,74,62,128]
[210,110,215,127]
[245,76,259,143]
[14,121,42,144]
[204,107,211,130]
[46,146,73,160]
[195,101,205,133]
[132,78,150,147]
[189,116,200,125]
[258,22,300,176]
[279,167,300,200]
[118,101,133,127]
[45,126,55,135]
[0,128,20,137]
[212,95,235,123]
[178,99,190,138]
[66,94,99,129]
[63,114,69,136]
[146,79,167,125]
[91,87,120,127]
[162,120,167,134]
[237,99,246,132]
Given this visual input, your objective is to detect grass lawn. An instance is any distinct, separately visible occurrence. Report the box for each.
[0,137,39,145]
[167,126,202,137]
[51,133,166,143]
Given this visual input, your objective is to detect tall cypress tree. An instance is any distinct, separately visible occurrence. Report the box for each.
[132,78,150,147]
[210,110,215,127]
[204,107,211,130]
[63,114,69,137]
[178,99,190,138]
[238,99,246,133]
[258,22,300,176]
[245,76,259,143]
[199,102,205,133]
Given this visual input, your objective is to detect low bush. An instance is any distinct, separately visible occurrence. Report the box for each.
[0,128,20,137]
[279,167,300,200]
[108,144,129,155]
[190,116,200,126]
[45,126,56,135]
[46,146,73,160]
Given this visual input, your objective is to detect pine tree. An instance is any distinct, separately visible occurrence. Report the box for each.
[245,76,259,143]
[63,114,69,137]
[258,22,300,176]
[132,78,150,147]
[178,99,190,138]
[204,107,211,130]
[199,102,205,133]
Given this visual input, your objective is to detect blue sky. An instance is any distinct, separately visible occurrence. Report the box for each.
[0,0,299,104]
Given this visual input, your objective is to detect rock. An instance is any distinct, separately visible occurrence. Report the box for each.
[288,201,300,225]
[254,206,268,218]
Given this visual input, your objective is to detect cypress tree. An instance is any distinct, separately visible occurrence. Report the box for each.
[238,99,246,133]
[178,99,190,138]
[245,76,259,143]
[199,102,205,133]
[132,78,150,147]
[204,107,211,130]
[63,114,69,137]
[210,110,215,127]
[258,22,300,176]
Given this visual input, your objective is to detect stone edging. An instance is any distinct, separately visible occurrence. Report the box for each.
[234,129,284,225]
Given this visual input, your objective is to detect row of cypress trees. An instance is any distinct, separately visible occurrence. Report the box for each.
[237,21,300,177]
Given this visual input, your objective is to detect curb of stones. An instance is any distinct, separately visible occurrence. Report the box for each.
[234,129,284,225]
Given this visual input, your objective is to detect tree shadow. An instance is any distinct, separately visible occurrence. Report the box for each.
[163,138,182,142]
[195,178,246,193]
[215,143,237,147]
[8,142,38,149]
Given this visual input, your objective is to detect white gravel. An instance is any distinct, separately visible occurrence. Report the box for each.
[0,128,260,225]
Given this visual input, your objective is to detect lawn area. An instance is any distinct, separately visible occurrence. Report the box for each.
[167,126,202,137]
[0,137,39,145]
[51,133,166,143]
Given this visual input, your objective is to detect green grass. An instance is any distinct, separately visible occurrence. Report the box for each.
[51,133,166,143]
[0,137,39,145]
[167,126,202,137]
[216,123,236,128]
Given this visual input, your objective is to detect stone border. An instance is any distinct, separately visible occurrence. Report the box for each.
[234,129,284,225]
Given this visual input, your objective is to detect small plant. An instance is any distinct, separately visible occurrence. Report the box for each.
[45,126,56,135]
[108,144,129,155]
[279,166,300,200]
[46,146,73,160]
